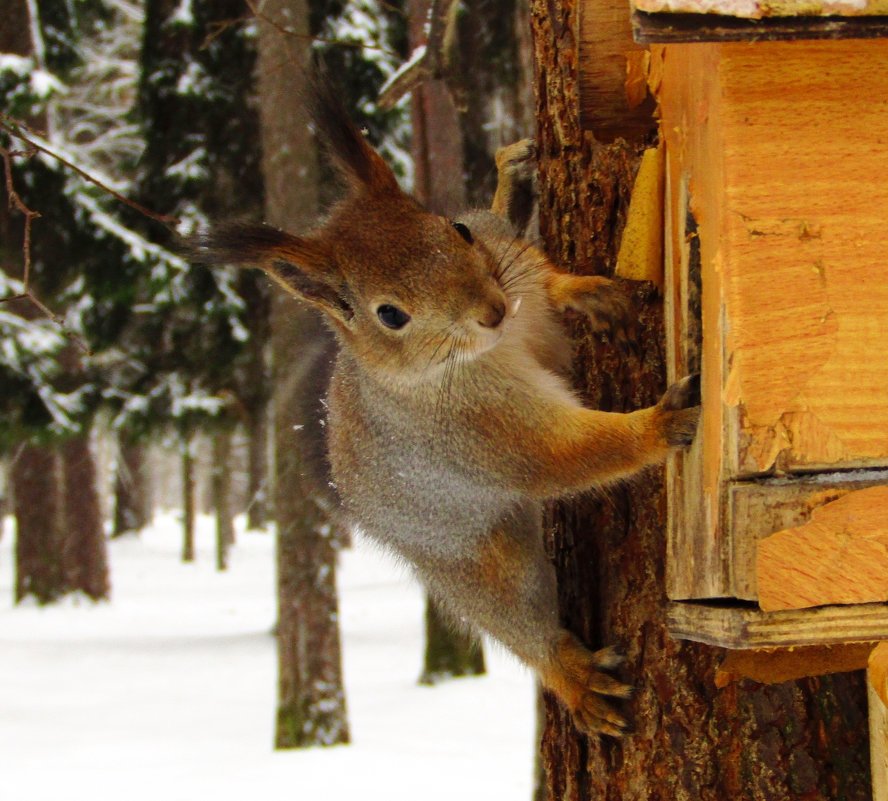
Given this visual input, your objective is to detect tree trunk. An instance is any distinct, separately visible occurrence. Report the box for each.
[246,401,270,530]
[419,598,486,685]
[60,435,110,600]
[11,444,67,604]
[212,428,234,571]
[112,438,150,536]
[529,3,872,799]
[181,439,196,563]
[256,0,349,748]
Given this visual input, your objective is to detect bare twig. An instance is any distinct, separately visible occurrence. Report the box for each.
[1,134,89,353]
[242,0,403,59]
[1,115,179,227]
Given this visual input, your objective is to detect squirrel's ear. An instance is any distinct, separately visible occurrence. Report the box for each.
[192,224,353,326]
[308,71,399,195]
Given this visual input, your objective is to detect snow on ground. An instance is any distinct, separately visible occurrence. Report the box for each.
[0,513,535,801]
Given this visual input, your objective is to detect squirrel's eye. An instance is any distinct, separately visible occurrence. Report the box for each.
[451,221,473,245]
[376,304,411,330]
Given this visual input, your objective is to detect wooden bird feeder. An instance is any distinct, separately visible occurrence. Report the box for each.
[577,2,888,791]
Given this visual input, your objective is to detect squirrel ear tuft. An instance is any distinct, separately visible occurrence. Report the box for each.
[307,68,399,195]
[190,223,353,326]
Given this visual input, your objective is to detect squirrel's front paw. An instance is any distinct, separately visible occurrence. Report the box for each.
[565,276,634,349]
[657,373,701,448]
[541,634,633,738]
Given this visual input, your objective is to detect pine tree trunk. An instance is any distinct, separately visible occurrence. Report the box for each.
[60,435,110,600]
[112,438,150,536]
[419,598,486,685]
[256,0,349,748]
[529,3,872,798]
[12,444,67,604]
[181,439,196,563]
[246,402,269,530]
[212,429,234,571]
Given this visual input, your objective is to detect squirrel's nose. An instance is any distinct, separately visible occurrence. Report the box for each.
[476,299,506,329]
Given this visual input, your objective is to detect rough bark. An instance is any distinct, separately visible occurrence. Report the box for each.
[529,2,872,799]
[12,444,66,604]
[256,0,349,748]
[181,440,196,563]
[112,438,150,537]
[212,428,234,571]
[60,435,110,600]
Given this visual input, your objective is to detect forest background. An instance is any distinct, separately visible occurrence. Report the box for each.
[1,0,539,795]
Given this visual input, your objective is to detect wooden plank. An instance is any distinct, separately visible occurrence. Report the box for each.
[870,643,888,801]
[634,11,888,43]
[659,44,731,600]
[756,486,888,612]
[728,470,888,600]
[715,642,876,687]
[668,601,888,649]
[714,41,888,476]
[576,0,657,141]
[634,0,888,17]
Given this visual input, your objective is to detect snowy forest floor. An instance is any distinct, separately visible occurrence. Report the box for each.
[1,513,535,801]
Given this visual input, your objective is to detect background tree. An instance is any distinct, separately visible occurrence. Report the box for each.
[255,0,351,748]
[123,0,268,562]
[1,0,116,603]
[528,3,872,799]
[403,0,534,686]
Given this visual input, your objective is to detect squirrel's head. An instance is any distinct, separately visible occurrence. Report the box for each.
[196,75,522,385]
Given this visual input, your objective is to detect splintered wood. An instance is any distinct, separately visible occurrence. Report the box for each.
[756,486,888,611]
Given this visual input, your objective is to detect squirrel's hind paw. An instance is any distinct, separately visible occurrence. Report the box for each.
[541,633,634,739]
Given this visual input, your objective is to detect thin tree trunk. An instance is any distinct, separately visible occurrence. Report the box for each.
[181,438,196,563]
[212,428,234,571]
[112,438,150,536]
[11,444,67,604]
[529,3,872,798]
[419,598,486,685]
[60,435,110,600]
[409,0,489,683]
[246,403,269,530]
[256,0,349,748]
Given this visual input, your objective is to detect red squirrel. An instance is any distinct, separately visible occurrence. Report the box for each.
[196,79,700,737]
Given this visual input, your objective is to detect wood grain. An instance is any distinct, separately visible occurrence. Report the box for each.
[756,486,888,611]
[715,642,876,687]
[728,470,888,600]
[668,601,888,649]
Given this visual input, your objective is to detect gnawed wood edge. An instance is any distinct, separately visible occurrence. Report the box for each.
[668,601,888,649]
